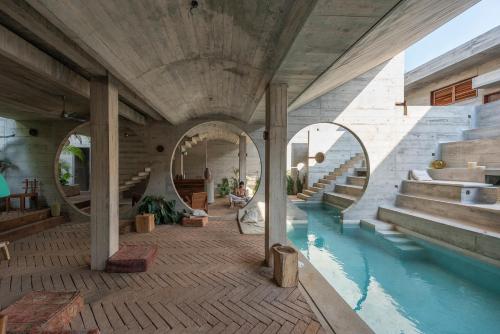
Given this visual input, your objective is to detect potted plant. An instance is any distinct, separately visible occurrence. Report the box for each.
[136,196,183,232]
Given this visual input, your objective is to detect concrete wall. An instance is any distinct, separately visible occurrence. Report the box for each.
[406,57,500,106]
[183,137,261,196]
[288,53,473,221]
[0,117,88,222]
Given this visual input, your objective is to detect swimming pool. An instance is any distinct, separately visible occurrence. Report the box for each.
[287,202,500,334]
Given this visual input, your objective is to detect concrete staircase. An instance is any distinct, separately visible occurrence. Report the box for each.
[323,160,367,209]
[376,179,500,261]
[118,124,150,195]
[365,103,500,261]
[297,153,365,202]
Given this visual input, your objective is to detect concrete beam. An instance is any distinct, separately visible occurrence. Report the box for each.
[118,101,146,126]
[472,68,500,90]
[288,0,479,111]
[265,83,288,265]
[90,75,120,271]
[0,23,89,98]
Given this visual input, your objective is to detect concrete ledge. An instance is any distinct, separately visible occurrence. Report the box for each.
[297,251,374,334]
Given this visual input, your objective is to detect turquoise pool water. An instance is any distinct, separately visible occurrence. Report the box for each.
[287,203,500,334]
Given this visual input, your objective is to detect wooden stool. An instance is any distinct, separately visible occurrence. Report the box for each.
[0,241,10,261]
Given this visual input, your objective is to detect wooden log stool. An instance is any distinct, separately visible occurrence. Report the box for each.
[272,244,299,287]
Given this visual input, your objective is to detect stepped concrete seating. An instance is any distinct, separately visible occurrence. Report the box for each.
[0,209,65,242]
[378,205,500,260]
[401,180,498,204]
[0,291,84,333]
[297,153,365,202]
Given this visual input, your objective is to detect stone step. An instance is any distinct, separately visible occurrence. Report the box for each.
[324,192,356,209]
[401,180,496,204]
[308,186,323,192]
[319,178,331,185]
[360,218,394,232]
[347,176,366,186]
[395,193,500,231]
[427,167,486,183]
[440,137,500,169]
[0,216,65,242]
[303,189,318,196]
[464,125,500,140]
[313,183,326,189]
[354,167,367,177]
[378,205,500,260]
[0,209,51,233]
[334,184,364,197]
[297,193,311,201]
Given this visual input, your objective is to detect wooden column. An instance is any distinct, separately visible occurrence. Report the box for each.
[90,75,119,270]
[265,83,288,265]
[239,135,247,183]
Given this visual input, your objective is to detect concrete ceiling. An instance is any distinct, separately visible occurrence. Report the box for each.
[184,121,243,145]
[0,0,479,124]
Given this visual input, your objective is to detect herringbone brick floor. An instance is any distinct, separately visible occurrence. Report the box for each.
[0,211,325,333]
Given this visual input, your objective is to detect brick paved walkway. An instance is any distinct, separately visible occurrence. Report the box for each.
[0,213,325,333]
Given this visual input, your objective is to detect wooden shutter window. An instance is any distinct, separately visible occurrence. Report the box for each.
[484,91,500,104]
[431,78,477,106]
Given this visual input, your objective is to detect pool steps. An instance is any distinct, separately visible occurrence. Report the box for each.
[360,219,425,257]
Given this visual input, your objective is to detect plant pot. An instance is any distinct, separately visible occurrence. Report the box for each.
[135,214,155,233]
[50,202,61,217]
[182,216,208,227]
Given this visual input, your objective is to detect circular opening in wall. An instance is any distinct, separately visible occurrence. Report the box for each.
[171,121,262,212]
[54,121,150,217]
[286,122,369,211]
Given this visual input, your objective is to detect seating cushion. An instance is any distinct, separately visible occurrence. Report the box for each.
[105,245,158,273]
[0,291,84,333]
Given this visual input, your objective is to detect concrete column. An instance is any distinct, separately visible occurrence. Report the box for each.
[90,75,119,270]
[239,135,247,183]
[265,83,288,265]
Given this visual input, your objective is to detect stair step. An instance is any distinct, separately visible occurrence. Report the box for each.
[303,189,317,196]
[0,209,51,233]
[319,179,331,185]
[464,125,500,140]
[378,205,500,260]
[383,236,414,244]
[396,193,500,231]
[335,184,364,197]
[0,216,65,242]
[401,180,495,203]
[360,219,394,232]
[324,192,357,209]
[440,136,500,169]
[313,183,326,188]
[309,186,323,192]
[393,244,425,253]
[297,193,311,201]
[144,167,151,172]
[347,176,366,186]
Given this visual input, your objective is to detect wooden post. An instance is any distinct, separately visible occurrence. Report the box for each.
[239,135,247,183]
[90,75,119,270]
[265,83,288,265]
